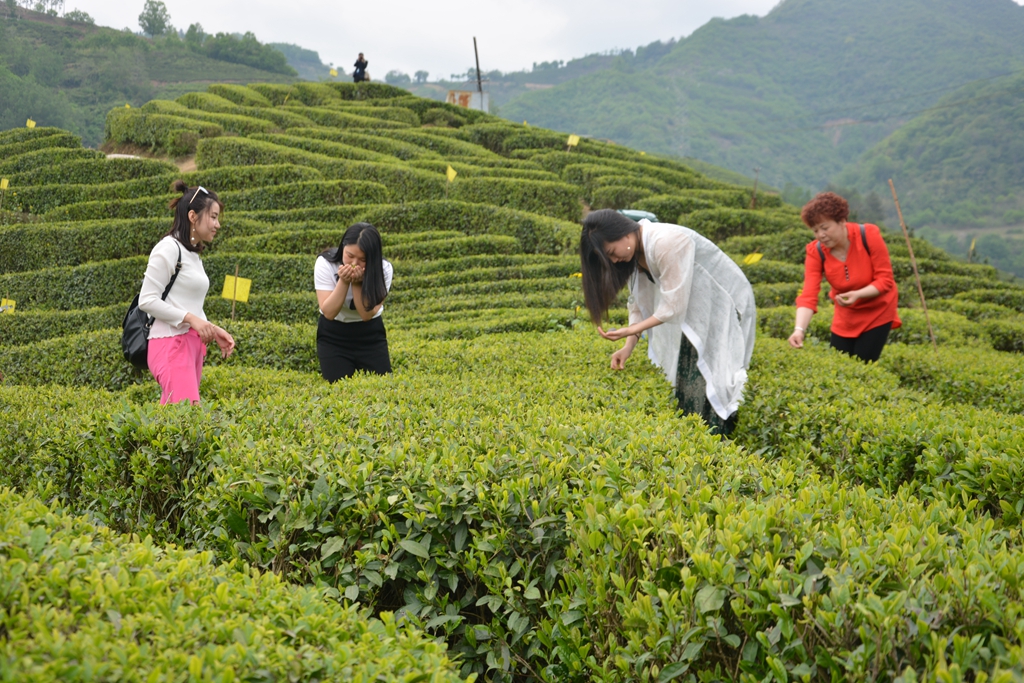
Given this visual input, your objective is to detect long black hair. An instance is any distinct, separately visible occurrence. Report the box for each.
[320,222,388,309]
[579,209,640,325]
[167,180,222,254]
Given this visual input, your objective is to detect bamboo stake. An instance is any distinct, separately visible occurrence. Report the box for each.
[231,263,239,321]
[749,167,760,210]
[888,178,937,351]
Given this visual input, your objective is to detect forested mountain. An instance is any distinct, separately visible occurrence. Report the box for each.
[499,0,1024,196]
[0,7,295,146]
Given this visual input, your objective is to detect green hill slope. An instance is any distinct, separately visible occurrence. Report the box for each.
[839,69,1024,274]
[4,82,1024,681]
[0,7,295,146]
[500,0,1024,193]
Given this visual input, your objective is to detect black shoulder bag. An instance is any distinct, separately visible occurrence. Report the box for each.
[121,243,182,370]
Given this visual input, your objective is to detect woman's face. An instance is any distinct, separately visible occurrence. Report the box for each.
[342,243,367,268]
[811,219,847,249]
[189,204,221,244]
[603,232,637,264]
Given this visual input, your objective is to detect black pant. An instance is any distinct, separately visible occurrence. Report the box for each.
[675,334,737,436]
[316,314,391,382]
[830,322,892,363]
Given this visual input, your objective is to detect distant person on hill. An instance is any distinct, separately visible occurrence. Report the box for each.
[314,223,393,381]
[788,192,900,362]
[353,53,368,82]
[139,181,235,405]
[579,210,756,435]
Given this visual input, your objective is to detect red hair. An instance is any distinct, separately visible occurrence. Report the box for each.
[801,192,849,227]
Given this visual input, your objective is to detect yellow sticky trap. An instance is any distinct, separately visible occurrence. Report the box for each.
[26,119,36,129]
[567,134,580,147]
[569,272,582,278]
[0,178,8,190]
[970,237,977,252]
[221,275,251,303]
[523,120,528,126]
[0,298,15,314]
[743,253,764,265]
[640,151,646,155]
[125,103,131,108]
[446,165,457,182]
[329,68,338,77]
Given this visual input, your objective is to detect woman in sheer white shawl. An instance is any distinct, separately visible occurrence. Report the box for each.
[579,210,756,435]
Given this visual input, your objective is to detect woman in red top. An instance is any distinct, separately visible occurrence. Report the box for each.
[788,192,901,362]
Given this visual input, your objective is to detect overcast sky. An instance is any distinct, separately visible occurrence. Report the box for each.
[70,0,791,79]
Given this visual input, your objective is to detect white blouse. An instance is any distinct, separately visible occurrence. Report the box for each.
[139,236,209,339]
[627,220,756,419]
[314,255,394,322]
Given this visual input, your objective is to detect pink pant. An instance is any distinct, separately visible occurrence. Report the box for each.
[148,329,207,405]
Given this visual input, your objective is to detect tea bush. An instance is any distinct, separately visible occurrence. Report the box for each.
[0,488,464,682]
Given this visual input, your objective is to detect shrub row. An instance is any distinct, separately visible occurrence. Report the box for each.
[11,156,177,187]
[0,131,82,161]
[207,83,273,106]
[280,106,409,130]
[105,108,221,157]
[285,127,440,161]
[6,331,1024,680]
[0,488,464,682]
[682,207,800,241]
[561,163,673,197]
[141,99,277,136]
[7,164,326,214]
[736,338,1024,522]
[878,344,1024,413]
[0,147,103,178]
[406,159,560,182]
[250,132,395,162]
[221,229,520,260]
[218,227,463,254]
[321,103,421,126]
[38,179,388,222]
[196,137,447,200]
[449,177,582,222]
[955,287,1024,313]
[0,126,68,147]
[360,128,502,159]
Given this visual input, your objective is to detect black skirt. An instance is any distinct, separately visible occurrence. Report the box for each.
[316,314,392,382]
[675,334,737,436]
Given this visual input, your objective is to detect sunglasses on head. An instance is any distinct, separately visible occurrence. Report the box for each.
[189,186,209,205]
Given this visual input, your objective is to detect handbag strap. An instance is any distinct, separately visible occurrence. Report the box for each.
[161,243,182,301]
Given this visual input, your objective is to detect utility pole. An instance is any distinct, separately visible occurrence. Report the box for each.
[473,37,483,94]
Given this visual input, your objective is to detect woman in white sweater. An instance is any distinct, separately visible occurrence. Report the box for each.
[139,181,234,404]
[579,209,756,435]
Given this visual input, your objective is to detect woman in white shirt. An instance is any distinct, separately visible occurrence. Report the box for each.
[139,181,235,404]
[314,222,393,381]
[579,209,756,435]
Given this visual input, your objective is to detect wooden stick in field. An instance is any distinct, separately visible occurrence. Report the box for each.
[888,178,937,351]
[231,263,239,321]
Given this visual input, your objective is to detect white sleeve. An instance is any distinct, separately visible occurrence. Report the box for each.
[652,231,695,322]
[314,256,337,291]
[383,260,393,293]
[138,239,188,326]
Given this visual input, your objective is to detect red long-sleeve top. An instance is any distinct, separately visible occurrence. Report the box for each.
[795,222,901,338]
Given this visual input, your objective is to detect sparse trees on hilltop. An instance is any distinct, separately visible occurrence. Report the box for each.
[138,0,170,37]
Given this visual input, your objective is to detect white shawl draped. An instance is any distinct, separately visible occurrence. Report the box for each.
[627,220,756,419]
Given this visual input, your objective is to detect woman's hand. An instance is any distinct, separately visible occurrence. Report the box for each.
[597,325,634,341]
[788,329,805,349]
[184,313,216,343]
[349,265,365,284]
[835,291,860,307]
[610,346,632,370]
[213,326,235,359]
[337,264,358,284]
